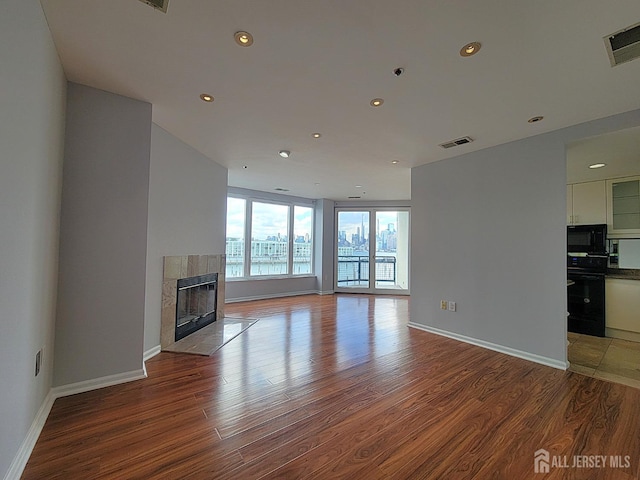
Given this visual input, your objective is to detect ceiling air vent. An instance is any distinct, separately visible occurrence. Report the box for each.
[274,187,289,192]
[348,196,361,199]
[605,22,640,67]
[138,0,169,13]
[439,136,474,149]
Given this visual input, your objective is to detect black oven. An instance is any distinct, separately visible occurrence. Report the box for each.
[567,255,607,337]
[567,224,607,255]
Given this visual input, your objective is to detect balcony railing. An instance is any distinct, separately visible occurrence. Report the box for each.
[337,255,396,285]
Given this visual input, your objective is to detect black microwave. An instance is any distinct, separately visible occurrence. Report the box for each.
[567,224,607,254]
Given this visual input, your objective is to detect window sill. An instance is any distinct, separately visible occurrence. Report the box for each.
[226,274,317,282]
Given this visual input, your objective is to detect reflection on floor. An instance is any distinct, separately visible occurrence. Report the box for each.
[568,332,640,389]
[163,317,257,356]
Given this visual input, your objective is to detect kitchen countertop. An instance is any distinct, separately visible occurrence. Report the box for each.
[607,268,640,281]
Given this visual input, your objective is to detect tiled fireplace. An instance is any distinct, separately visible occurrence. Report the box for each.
[161,254,225,349]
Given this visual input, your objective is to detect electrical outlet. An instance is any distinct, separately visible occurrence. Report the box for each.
[448,301,456,312]
[440,300,447,310]
[35,350,41,377]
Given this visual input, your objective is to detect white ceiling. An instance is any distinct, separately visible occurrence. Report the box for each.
[567,126,640,184]
[39,0,640,201]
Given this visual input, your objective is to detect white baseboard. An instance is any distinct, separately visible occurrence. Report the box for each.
[51,368,147,399]
[144,345,162,362]
[3,391,56,480]
[225,289,319,303]
[318,289,335,295]
[408,322,568,371]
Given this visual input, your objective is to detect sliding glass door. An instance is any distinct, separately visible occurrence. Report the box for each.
[335,208,410,294]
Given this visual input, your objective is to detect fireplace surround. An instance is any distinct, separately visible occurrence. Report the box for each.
[161,254,225,348]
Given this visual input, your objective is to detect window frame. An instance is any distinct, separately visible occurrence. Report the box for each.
[226,194,315,279]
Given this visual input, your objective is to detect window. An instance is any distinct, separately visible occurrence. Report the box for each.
[226,195,314,278]
[293,205,313,274]
[250,202,289,276]
[225,197,246,278]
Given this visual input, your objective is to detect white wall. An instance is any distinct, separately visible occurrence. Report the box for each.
[54,83,152,386]
[144,124,228,352]
[0,0,66,476]
[410,108,640,367]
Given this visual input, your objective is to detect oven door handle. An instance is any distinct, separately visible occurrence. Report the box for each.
[573,275,603,281]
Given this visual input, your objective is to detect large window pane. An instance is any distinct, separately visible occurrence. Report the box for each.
[250,202,289,276]
[336,211,370,288]
[225,197,246,278]
[293,206,313,274]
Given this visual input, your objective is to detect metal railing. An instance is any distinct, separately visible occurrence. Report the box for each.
[337,256,396,285]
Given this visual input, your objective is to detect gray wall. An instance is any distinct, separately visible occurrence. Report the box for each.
[144,124,228,352]
[0,0,66,475]
[410,108,640,366]
[54,83,152,386]
[315,199,335,294]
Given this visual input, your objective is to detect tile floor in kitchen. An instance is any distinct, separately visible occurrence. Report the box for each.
[568,332,640,389]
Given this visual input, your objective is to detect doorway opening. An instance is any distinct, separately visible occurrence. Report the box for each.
[335,208,410,294]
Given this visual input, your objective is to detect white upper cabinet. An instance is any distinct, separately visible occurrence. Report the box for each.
[567,181,607,225]
[607,176,640,237]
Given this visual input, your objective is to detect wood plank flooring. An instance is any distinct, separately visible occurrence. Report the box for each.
[22,294,640,479]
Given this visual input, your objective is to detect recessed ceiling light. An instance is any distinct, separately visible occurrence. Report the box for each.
[528,116,544,123]
[355,185,362,188]
[234,31,253,47]
[279,150,290,158]
[370,98,384,107]
[589,163,607,169]
[312,133,322,138]
[199,94,214,102]
[391,160,399,164]
[460,42,481,57]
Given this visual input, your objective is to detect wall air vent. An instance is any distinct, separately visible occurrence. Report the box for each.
[438,136,474,149]
[138,0,169,13]
[605,22,640,67]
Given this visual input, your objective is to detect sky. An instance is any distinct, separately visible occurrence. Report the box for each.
[338,211,399,237]
[226,198,313,240]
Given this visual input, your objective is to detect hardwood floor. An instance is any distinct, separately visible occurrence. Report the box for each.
[23,294,640,479]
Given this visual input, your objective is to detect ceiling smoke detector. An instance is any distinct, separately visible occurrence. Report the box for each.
[605,22,640,67]
[138,0,169,13]
[439,136,474,149]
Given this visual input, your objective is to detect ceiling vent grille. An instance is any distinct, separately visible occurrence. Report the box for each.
[138,0,169,13]
[605,22,640,66]
[439,136,474,149]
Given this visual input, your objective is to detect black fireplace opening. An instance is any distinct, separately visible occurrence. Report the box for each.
[175,272,218,342]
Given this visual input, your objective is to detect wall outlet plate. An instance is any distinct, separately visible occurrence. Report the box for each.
[447,301,456,312]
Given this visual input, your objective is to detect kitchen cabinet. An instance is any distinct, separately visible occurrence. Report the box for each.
[607,176,640,237]
[567,181,607,225]
[606,278,640,334]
